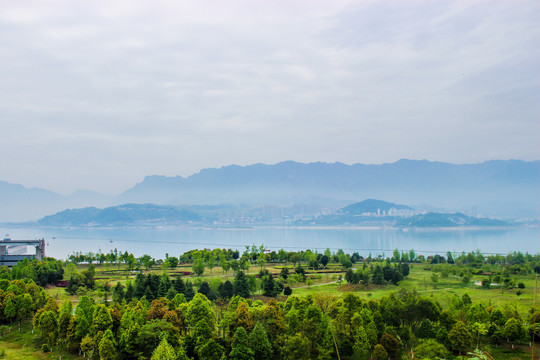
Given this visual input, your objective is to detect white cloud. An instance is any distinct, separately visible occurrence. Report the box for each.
[0,0,538,194]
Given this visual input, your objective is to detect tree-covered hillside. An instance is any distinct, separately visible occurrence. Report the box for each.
[37,203,201,226]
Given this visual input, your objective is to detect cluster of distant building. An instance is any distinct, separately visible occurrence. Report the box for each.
[358,208,419,217]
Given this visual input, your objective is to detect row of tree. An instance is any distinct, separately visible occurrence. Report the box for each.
[30,284,540,359]
[67,247,540,278]
[0,257,64,287]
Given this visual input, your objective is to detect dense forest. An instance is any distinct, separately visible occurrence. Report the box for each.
[0,248,539,359]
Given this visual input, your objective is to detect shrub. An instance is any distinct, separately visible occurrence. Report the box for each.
[414,339,451,360]
[372,344,388,360]
[284,286,292,296]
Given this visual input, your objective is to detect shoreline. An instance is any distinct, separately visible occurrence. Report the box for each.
[0,223,533,232]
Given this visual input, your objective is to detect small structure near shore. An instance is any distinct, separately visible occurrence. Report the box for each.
[0,235,46,267]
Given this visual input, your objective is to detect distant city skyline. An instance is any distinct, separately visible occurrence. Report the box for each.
[1,0,538,194]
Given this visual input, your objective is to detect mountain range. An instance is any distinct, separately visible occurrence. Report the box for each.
[0,159,538,222]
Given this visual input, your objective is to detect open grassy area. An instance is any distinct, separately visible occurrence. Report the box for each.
[48,261,539,321]
[0,322,81,360]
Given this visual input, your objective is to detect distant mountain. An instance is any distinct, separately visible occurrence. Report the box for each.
[339,199,411,215]
[397,212,510,228]
[116,159,539,218]
[37,203,201,226]
[2,159,538,222]
[0,181,113,222]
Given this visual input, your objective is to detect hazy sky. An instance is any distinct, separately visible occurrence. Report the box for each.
[1,0,538,195]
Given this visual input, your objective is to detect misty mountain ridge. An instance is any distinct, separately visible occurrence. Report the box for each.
[0,159,538,222]
[0,180,113,222]
[116,159,539,218]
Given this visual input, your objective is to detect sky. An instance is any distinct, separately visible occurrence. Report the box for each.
[1,0,539,195]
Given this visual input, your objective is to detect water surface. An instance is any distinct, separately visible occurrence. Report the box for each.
[1,226,538,259]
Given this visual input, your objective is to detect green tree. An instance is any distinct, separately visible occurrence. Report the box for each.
[57,300,73,342]
[233,271,250,298]
[372,344,388,360]
[281,332,310,360]
[380,333,400,358]
[230,327,254,360]
[219,280,234,299]
[3,294,16,322]
[193,259,206,277]
[236,302,254,333]
[38,310,58,347]
[467,304,489,324]
[504,318,524,346]
[98,329,116,360]
[320,255,329,269]
[81,333,96,359]
[158,273,172,298]
[257,253,267,270]
[448,321,472,354]
[248,322,272,360]
[92,304,113,334]
[112,282,125,303]
[151,337,176,360]
[198,281,211,298]
[137,319,180,358]
[221,259,231,275]
[353,325,370,353]
[372,266,384,285]
[413,339,451,360]
[206,253,216,274]
[262,274,277,297]
[167,256,179,269]
[185,293,215,331]
[196,338,223,360]
[392,249,401,262]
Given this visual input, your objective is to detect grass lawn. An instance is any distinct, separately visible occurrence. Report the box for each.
[50,261,538,322]
[0,322,81,360]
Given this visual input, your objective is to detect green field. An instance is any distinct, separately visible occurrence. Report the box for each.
[3,258,538,360]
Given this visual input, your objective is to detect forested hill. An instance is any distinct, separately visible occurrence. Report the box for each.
[116,159,539,218]
[37,203,200,226]
[397,212,510,228]
[338,199,412,215]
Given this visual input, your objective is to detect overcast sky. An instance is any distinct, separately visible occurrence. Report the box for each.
[1,0,538,195]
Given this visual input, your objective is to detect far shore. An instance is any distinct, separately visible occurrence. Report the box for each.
[0,223,532,232]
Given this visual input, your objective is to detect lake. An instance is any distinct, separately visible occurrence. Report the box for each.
[1,225,538,260]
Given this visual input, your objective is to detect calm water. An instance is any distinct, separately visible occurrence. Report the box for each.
[1,226,538,260]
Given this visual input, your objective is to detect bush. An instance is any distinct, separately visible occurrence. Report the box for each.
[414,339,451,360]
[0,326,10,337]
[517,282,525,289]
[41,344,50,352]
[372,344,388,360]
[283,286,292,296]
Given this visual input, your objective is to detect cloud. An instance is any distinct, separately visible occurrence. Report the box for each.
[0,0,538,194]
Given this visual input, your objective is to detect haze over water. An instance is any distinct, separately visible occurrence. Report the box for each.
[2,226,538,260]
